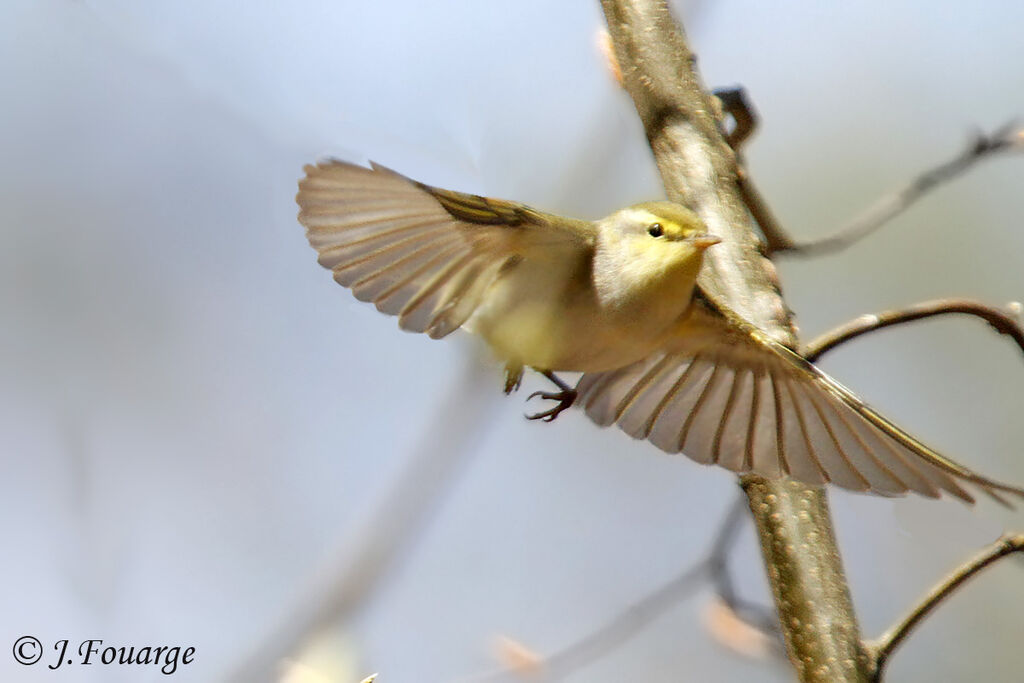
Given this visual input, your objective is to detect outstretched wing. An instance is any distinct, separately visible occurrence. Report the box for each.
[577,294,1024,505]
[297,160,593,338]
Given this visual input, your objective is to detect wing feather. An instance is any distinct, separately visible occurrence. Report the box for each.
[777,377,831,486]
[356,243,468,309]
[748,369,784,479]
[713,367,749,470]
[678,364,731,462]
[297,160,593,339]
[396,250,479,330]
[576,296,1023,504]
[649,359,716,453]
[425,257,509,339]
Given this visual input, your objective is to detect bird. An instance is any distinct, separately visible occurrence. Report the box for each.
[296,159,1024,506]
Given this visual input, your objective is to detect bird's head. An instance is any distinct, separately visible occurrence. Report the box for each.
[602,201,721,251]
[593,201,720,308]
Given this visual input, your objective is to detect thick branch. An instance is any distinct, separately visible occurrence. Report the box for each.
[600,1,869,680]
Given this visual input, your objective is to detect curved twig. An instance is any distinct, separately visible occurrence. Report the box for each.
[803,298,1024,363]
[866,534,1024,682]
[459,494,757,682]
[767,122,1023,257]
[713,87,758,151]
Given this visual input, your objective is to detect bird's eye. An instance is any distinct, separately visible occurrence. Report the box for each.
[647,223,664,238]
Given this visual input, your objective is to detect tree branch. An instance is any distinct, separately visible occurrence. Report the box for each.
[866,534,1024,681]
[462,493,769,682]
[707,492,782,641]
[803,299,1024,363]
[768,122,1024,257]
[466,289,1024,681]
[600,1,869,680]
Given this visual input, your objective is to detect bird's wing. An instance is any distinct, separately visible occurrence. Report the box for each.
[297,160,594,338]
[576,293,1024,505]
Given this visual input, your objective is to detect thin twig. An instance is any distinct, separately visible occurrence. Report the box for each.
[466,570,715,683]
[704,88,800,256]
[460,495,752,683]
[803,298,1024,363]
[738,171,795,254]
[531,565,711,680]
[707,493,781,639]
[713,87,758,151]
[866,534,1024,682]
[756,122,1024,257]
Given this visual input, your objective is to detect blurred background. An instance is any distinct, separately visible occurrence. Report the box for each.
[3,1,1023,681]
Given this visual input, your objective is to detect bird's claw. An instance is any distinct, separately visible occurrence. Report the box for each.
[525,389,577,422]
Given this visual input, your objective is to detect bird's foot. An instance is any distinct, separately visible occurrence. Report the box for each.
[525,388,577,422]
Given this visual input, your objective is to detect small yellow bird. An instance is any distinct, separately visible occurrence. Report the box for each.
[297,160,1023,505]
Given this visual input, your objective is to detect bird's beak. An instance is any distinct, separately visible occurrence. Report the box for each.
[690,234,722,249]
